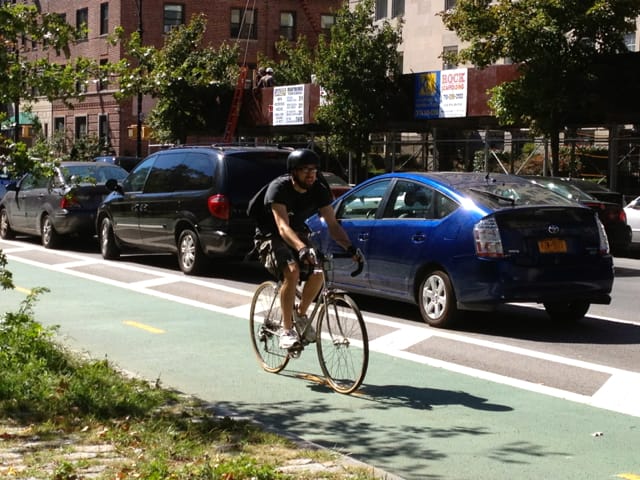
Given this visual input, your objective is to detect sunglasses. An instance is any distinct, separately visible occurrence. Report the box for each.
[297,166,318,174]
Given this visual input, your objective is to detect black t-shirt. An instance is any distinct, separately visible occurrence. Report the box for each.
[259,174,332,236]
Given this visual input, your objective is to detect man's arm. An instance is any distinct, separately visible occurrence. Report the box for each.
[271,203,307,251]
[319,204,353,251]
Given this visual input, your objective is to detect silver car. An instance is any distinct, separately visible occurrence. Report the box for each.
[0,161,128,248]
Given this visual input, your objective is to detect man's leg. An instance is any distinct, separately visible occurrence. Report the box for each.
[280,263,300,331]
[298,271,322,316]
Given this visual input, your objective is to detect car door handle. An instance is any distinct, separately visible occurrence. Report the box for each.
[357,233,369,241]
[412,233,426,242]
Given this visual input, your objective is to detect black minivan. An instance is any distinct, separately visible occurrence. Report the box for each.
[96,145,290,274]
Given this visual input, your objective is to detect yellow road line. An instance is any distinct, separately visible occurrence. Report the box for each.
[15,286,31,294]
[617,474,640,480]
[123,320,165,334]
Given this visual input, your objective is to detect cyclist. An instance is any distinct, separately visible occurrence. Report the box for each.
[256,148,361,349]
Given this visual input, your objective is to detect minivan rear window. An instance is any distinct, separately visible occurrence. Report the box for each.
[224,151,289,202]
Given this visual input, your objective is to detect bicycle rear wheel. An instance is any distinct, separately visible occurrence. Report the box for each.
[250,281,289,373]
[316,293,369,394]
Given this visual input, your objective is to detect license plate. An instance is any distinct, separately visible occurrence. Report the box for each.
[538,238,567,253]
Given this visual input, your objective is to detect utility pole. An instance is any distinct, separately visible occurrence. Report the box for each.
[13,46,21,143]
[135,0,143,158]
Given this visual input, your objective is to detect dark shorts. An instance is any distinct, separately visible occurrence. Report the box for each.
[259,236,313,280]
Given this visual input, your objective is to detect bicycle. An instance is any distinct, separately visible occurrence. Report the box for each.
[249,249,369,394]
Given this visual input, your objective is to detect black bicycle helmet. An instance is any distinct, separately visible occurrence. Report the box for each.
[287,148,320,172]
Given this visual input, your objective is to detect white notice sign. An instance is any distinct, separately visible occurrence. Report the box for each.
[273,84,306,125]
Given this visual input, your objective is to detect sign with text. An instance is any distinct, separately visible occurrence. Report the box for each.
[273,84,306,125]
[414,68,468,119]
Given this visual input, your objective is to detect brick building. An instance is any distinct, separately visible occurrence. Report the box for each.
[21,0,341,157]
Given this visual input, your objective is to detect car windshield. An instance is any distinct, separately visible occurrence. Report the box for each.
[61,165,128,184]
[461,181,577,208]
[528,178,598,202]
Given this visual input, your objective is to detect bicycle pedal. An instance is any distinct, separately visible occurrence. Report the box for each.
[288,348,302,359]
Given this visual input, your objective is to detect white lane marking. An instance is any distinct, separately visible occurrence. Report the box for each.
[3,239,640,417]
[368,327,435,351]
[591,372,640,418]
[53,259,103,269]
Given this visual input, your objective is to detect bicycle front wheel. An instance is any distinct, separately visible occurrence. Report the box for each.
[250,281,289,373]
[316,293,369,394]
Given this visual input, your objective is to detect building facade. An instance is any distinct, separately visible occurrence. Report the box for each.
[357,0,640,73]
[21,0,341,157]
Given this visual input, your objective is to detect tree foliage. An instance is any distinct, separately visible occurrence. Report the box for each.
[440,0,640,174]
[313,0,402,175]
[1,3,94,177]
[113,14,239,144]
[264,36,316,86]
[267,0,402,179]
[0,3,95,106]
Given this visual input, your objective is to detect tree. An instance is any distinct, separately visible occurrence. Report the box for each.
[312,0,402,182]
[114,14,239,144]
[263,36,316,86]
[1,3,95,174]
[440,0,640,175]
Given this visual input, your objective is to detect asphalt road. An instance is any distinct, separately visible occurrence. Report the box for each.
[1,237,639,480]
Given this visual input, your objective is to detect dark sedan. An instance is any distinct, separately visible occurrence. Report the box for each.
[306,172,614,328]
[0,161,128,248]
[521,176,631,254]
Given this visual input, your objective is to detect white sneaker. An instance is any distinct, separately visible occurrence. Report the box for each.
[295,312,316,343]
[279,329,300,349]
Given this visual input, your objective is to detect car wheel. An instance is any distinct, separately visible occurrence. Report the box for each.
[0,208,15,240]
[543,301,590,322]
[177,229,206,275]
[41,214,60,249]
[418,270,458,328]
[99,217,120,260]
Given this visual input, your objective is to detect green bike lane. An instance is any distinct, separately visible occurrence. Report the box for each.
[2,260,639,480]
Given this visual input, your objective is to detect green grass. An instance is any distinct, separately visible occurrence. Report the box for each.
[0,286,381,480]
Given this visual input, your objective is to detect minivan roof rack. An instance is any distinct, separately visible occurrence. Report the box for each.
[166,143,293,151]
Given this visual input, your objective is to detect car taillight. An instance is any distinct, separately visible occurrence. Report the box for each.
[208,194,230,220]
[595,216,610,255]
[474,217,504,257]
[618,209,627,224]
[60,194,80,209]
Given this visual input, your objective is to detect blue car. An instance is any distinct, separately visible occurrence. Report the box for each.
[306,172,614,328]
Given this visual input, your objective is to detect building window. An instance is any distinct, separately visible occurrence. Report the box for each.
[163,4,184,33]
[442,45,458,70]
[320,14,335,32]
[100,2,109,36]
[98,114,109,145]
[98,58,109,90]
[54,117,65,133]
[231,8,257,40]
[375,0,387,20]
[280,12,296,40]
[75,116,87,139]
[76,78,87,94]
[76,8,88,40]
[445,0,457,10]
[392,0,404,17]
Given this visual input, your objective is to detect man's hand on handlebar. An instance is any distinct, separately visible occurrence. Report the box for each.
[298,246,318,265]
